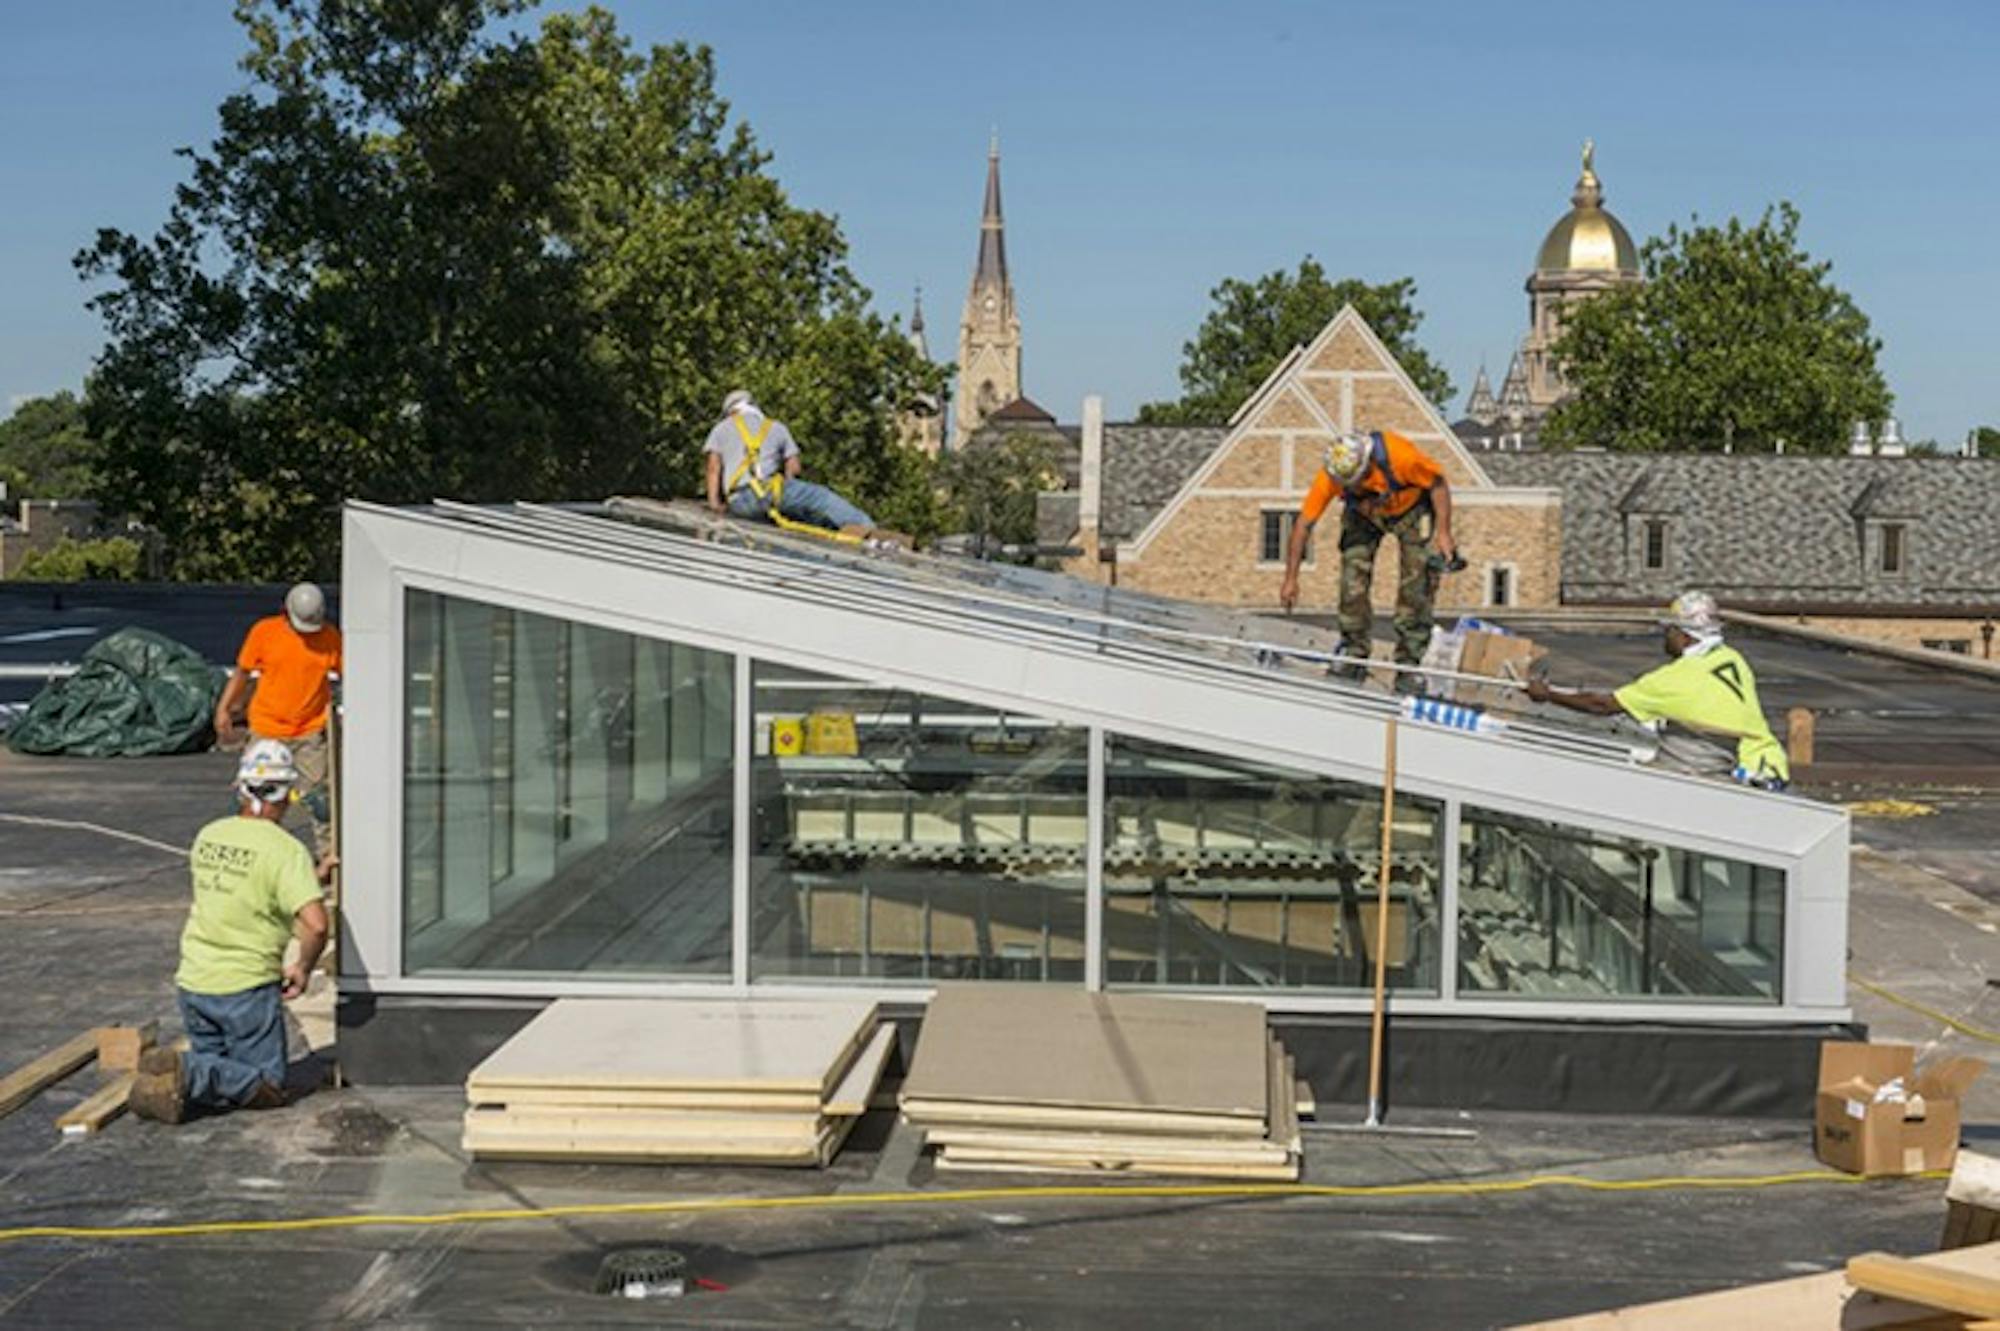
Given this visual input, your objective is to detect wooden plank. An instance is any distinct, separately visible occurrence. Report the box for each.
[901,1096,1269,1138]
[93,1023,158,1073]
[0,1031,99,1120]
[1846,1252,2000,1318]
[56,1074,136,1136]
[466,999,877,1097]
[901,987,1268,1119]
[822,1024,896,1117]
[1512,1241,2000,1329]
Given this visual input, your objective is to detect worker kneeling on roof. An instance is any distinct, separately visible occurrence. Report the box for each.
[1278,429,1457,690]
[1527,591,1791,792]
[704,389,883,540]
[129,740,336,1124]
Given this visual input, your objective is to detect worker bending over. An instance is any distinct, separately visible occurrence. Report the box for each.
[704,390,880,538]
[1527,591,1791,791]
[214,582,341,858]
[130,741,335,1123]
[1278,429,1457,689]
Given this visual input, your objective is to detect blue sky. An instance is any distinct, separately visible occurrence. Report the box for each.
[4,1,1996,444]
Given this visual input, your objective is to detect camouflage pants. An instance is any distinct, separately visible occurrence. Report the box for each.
[1335,502,1436,666]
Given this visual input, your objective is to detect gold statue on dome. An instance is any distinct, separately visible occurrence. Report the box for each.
[1582,138,1595,175]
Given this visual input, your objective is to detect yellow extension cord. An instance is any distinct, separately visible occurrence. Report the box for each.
[1849,972,2000,1046]
[0,1169,1948,1247]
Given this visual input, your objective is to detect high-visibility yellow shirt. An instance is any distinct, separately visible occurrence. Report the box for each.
[176,816,323,995]
[1613,642,1790,782]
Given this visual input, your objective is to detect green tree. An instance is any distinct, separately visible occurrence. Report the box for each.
[0,391,99,500]
[77,1,943,579]
[1138,263,1453,424]
[1544,203,1891,453]
[14,536,142,582]
[1974,427,2000,457]
[938,432,1062,558]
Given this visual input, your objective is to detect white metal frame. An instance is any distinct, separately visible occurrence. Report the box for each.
[340,502,1853,1023]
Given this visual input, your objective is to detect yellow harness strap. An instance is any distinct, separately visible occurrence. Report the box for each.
[721,412,865,546]
[727,413,783,507]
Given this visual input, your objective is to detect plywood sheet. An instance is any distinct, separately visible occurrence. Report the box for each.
[901,1097,1269,1138]
[1511,1238,2000,1330]
[467,998,876,1096]
[923,1126,1291,1164]
[823,1023,897,1117]
[466,1086,826,1113]
[936,1150,1300,1182]
[463,1105,824,1143]
[902,988,1268,1119]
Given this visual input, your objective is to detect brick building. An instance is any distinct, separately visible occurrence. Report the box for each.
[1038,306,1564,613]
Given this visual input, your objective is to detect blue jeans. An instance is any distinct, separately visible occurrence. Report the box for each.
[178,983,286,1109]
[729,479,871,531]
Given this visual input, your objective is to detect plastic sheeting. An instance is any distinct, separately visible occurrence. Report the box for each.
[7,627,221,757]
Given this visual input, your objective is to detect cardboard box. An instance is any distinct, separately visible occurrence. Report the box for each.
[1813,1041,1984,1176]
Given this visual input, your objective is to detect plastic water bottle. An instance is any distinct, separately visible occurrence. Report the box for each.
[1402,694,1507,736]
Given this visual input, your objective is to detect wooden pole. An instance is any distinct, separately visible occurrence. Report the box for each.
[1365,718,1398,1127]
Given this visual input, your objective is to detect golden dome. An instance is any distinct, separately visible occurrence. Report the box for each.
[1536,140,1639,275]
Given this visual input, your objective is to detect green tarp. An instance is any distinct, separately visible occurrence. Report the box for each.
[8,627,221,757]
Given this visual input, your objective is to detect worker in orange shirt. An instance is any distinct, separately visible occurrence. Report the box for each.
[1278,430,1457,688]
[214,583,341,856]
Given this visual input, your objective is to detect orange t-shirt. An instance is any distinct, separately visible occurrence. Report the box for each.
[237,614,342,739]
[1300,430,1445,523]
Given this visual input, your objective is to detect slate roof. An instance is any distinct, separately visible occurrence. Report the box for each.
[1482,452,2000,610]
[1035,424,1228,549]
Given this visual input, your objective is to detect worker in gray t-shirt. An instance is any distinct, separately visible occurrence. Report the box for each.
[703,389,874,534]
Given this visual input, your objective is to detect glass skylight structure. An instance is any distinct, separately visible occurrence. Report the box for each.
[340,499,1851,1023]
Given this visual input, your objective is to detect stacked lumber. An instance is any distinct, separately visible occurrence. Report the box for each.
[900,988,1302,1181]
[463,998,892,1167]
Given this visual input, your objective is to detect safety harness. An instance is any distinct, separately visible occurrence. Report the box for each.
[722,413,866,545]
[1343,432,1405,512]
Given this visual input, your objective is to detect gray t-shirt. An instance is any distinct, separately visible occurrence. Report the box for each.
[703,412,799,493]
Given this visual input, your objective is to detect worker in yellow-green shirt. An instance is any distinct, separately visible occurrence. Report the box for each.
[1526,591,1791,791]
[129,740,336,1124]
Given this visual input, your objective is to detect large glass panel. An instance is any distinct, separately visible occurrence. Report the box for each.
[749,664,1087,982]
[401,590,734,976]
[1103,736,1443,992]
[1456,806,1782,1002]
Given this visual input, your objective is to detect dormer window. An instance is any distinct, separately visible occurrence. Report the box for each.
[1642,519,1668,571]
[1880,523,1906,575]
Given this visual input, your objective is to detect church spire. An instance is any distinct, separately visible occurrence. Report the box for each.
[908,284,929,360]
[975,134,1007,290]
[956,134,1023,446]
[1466,363,1498,426]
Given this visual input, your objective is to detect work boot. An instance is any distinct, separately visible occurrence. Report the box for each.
[1326,639,1369,684]
[128,1056,187,1126]
[137,1045,179,1077]
[245,1081,288,1111]
[1394,671,1430,699]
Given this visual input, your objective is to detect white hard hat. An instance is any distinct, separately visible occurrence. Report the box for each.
[1323,432,1372,486]
[236,738,299,793]
[285,582,326,633]
[721,389,755,416]
[1662,591,1721,636]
